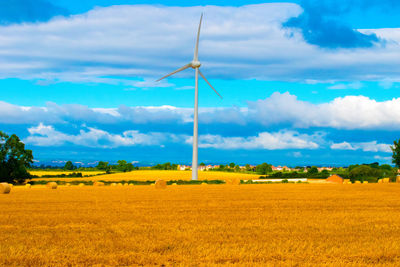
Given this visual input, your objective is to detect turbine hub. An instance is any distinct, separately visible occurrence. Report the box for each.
[191,61,201,68]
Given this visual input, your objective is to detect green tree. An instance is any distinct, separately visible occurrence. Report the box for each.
[229,162,235,168]
[199,162,206,166]
[234,165,240,172]
[245,164,252,172]
[308,166,318,175]
[349,165,382,182]
[64,161,75,170]
[256,163,272,175]
[117,160,128,172]
[391,139,400,168]
[0,131,33,184]
[97,161,109,171]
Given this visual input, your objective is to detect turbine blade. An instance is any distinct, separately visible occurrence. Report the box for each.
[193,13,203,61]
[156,63,192,82]
[199,70,223,99]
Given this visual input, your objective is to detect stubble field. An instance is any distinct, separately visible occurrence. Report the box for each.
[1,184,399,266]
[30,170,261,181]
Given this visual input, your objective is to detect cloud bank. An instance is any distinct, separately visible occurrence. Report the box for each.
[2,92,400,130]
[1,3,400,82]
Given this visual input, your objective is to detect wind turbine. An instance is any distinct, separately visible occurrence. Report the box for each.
[156,14,222,180]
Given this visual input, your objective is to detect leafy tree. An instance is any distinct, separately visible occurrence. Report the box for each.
[0,131,33,184]
[321,169,329,176]
[308,166,318,174]
[349,165,382,181]
[199,162,206,166]
[229,162,235,168]
[64,161,75,170]
[256,163,272,175]
[234,165,240,172]
[97,161,109,171]
[117,160,129,172]
[391,139,400,168]
[245,164,252,172]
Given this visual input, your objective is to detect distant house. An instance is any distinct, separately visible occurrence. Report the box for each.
[177,165,191,171]
[326,174,344,184]
[271,166,283,171]
[318,167,333,172]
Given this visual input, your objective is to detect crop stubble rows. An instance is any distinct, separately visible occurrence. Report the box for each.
[0,184,399,266]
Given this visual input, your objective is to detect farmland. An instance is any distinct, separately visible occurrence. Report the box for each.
[29,170,106,177]
[1,184,400,266]
[29,170,261,182]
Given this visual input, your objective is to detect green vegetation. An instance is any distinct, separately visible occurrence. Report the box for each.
[0,131,33,184]
[151,162,178,170]
[391,139,400,168]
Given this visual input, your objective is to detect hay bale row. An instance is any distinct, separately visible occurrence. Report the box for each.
[0,183,11,194]
[93,182,105,186]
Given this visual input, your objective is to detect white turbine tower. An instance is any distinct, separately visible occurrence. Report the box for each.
[156,14,222,180]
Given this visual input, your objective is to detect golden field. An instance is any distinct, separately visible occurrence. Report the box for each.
[30,170,261,182]
[1,184,400,266]
[30,170,105,177]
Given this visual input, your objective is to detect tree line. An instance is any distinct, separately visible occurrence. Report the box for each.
[1,130,400,184]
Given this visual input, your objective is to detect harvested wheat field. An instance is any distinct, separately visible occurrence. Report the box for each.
[30,170,260,182]
[1,184,400,266]
[30,171,105,177]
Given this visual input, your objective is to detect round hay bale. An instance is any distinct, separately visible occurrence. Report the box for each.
[201,182,207,185]
[382,178,390,183]
[155,180,167,189]
[0,183,11,194]
[150,183,155,186]
[171,183,178,186]
[66,183,71,187]
[46,182,58,189]
[128,183,134,186]
[397,176,400,183]
[363,181,368,184]
[93,182,105,186]
[123,183,129,187]
[25,183,31,188]
[355,181,361,184]
[377,179,383,184]
[117,183,123,187]
[78,183,85,187]
[111,183,117,187]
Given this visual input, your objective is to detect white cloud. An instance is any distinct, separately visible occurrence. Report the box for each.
[25,123,182,148]
[331,141,391,153]
[0,4,400,83]
[330,142,355,150]
[187,130,320,150]
[25,124,322,150]
[248,92,400,129]
[328,82,363,90]
[3,92,400,130]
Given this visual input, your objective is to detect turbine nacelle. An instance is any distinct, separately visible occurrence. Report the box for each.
[191,61,201,69]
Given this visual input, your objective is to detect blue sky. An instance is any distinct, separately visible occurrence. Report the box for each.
[1,0,400,166]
